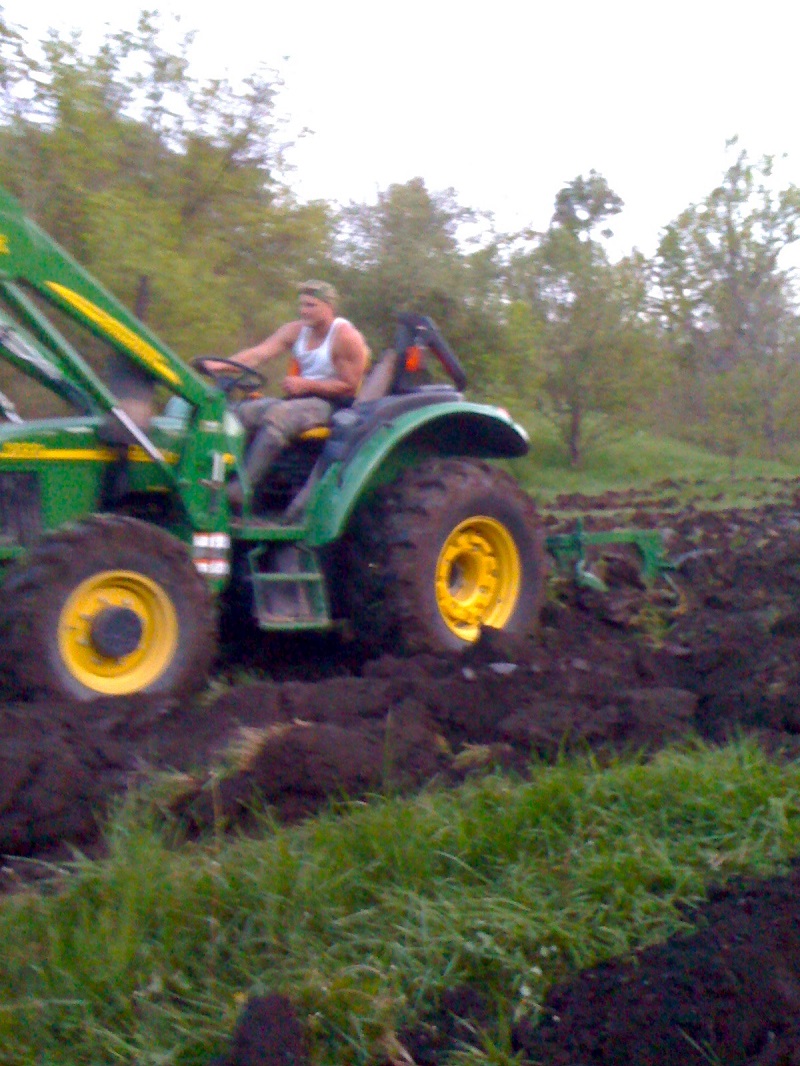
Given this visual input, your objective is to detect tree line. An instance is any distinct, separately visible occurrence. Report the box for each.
[1,10,799,465]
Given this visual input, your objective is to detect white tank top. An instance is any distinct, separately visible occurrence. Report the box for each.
[292,317,350,380]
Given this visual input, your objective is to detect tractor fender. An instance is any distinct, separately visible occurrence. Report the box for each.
[304,401,529,546]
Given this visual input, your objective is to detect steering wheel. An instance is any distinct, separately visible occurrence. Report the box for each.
[191,356,263,396]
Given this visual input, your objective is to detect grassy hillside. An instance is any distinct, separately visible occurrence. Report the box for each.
[509,417,800,504]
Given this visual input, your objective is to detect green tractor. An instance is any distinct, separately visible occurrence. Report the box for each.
[0,186,557,701]
[0,187,671,702]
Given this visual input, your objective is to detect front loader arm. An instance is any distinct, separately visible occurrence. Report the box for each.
[0,186,238,523]
[0,186,217,415]
[0,305,95,414]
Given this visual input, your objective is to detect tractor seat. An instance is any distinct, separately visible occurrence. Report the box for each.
[296,350,400,443]
[298,425,330,442]
[353,349,399,404]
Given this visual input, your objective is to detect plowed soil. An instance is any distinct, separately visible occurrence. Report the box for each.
[7,479,800,1066]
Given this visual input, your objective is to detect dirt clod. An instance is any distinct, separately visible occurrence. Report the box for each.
[209,994,309,1066]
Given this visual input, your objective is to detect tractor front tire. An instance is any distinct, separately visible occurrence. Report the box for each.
[344,459,547,654]
[0,515,217,701]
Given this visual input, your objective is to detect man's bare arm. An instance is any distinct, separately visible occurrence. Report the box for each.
[231,321,303,368]
[201,321,302,375]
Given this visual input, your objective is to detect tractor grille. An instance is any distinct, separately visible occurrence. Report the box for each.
[0,472,41,546]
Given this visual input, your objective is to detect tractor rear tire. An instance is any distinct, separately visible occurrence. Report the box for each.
[0,515,217,701]
[342,459,547,654]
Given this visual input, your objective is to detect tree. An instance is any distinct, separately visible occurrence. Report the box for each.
[333,178,506,384]
[506,172,658,465]
[654,140,800,456]
[0,11,333,360]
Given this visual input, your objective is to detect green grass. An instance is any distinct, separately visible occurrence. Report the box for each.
[504,416,800,504]
[3,739,800,1064]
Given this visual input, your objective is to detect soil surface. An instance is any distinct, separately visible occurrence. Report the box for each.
[6,479,800,1064]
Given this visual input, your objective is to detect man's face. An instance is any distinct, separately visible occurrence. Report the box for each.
[299,294,331,325]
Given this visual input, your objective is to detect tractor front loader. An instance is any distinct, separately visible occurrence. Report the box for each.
[0,186,672,702]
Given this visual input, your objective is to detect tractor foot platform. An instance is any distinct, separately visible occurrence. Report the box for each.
[230,515,306,541]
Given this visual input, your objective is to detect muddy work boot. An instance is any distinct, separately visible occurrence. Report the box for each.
[226,425,286,514]
[226,479,245,514]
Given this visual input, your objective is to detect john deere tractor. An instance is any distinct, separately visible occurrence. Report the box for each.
[0,188,674,701]
[0,186,562,701]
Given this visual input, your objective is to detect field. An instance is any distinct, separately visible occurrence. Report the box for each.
[4,449,800,1064]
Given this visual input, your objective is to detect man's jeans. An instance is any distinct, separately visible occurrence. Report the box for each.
[235,396,333,442]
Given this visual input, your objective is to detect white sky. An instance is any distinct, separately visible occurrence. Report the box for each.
[4,0,800,261]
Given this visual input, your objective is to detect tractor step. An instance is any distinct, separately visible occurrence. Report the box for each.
[247,543,331,630]
[230,516,306,541]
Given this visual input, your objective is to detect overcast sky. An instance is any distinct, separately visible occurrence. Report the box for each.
[4,0,800,260]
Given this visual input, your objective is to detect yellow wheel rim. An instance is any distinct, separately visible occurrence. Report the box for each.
[435,516,521,642]
[58,570,179,696]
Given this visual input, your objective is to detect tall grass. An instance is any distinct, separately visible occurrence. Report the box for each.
[3,740,800,1064]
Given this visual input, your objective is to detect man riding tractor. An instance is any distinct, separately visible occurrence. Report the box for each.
[213,280,370,512]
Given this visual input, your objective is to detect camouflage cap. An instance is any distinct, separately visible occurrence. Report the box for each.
[298,279,338,309]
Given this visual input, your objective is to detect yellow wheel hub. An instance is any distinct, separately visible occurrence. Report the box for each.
[435,516,521,642]
[58,570,179,696]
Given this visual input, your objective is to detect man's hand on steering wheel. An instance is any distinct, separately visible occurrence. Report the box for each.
[191,357,263,396]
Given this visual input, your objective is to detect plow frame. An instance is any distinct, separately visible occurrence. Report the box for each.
[546,519,675,593]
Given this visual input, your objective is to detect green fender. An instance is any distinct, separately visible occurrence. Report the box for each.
[302,401,530,546]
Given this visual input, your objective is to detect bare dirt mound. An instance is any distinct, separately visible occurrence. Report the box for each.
[511,861,800,1066]
[379,861,800,1066]
[5,494,800,860]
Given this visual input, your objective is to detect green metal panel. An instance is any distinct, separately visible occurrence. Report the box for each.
[0,417,142,526]
[303,402,530,546]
